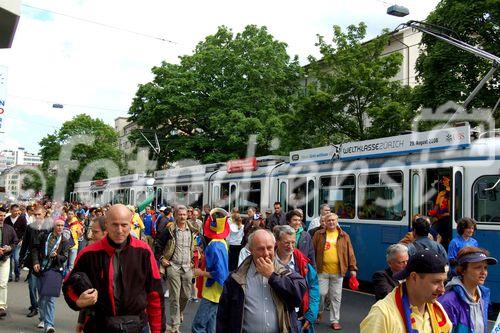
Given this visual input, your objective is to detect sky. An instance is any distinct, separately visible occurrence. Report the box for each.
[0,0,440,154]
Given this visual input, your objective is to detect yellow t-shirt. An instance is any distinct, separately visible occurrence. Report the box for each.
[322,229,340,274]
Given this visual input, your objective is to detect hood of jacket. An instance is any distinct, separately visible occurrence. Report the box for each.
[445,276,490,305]
[446,276,490,332]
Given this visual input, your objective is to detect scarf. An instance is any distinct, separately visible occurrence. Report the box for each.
[295,227,304,248]
[395,283,451,333]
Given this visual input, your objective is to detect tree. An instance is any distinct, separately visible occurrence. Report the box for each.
[129,25,302,165]
[34,114,125,199]
[414,0,499,124]
[290,23,414,148]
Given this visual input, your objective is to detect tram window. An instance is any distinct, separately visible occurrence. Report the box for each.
[307,180,315,218]
[113,190,120,204]
[189,184,203,208]
[454,171,463,222]
[279,181,287,209]
[126,189,131,205]
[219,183,230,211]
[473,176,500,223]
[175,190,188,206]
[289,178,307,213]
[137,191,146,205]
[320,175,355,219]
[156,188,163,205]
[239,181,261,213]
[358,171,403,221]
[176,185,189,193]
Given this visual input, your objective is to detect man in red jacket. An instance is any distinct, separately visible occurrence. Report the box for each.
[63,204,165,333]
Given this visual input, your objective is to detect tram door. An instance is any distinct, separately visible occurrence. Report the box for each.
[410,167,454,248]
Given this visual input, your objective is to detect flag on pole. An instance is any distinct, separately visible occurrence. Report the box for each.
[137,195,154,214]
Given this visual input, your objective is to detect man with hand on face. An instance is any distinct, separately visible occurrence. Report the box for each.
[63,204,165,333]
[360,249,452,333]
[216,229,307,333]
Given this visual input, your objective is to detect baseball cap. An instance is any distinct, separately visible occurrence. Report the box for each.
[159,206,167,211]
[395,248,449,280]
[457,252,497,266]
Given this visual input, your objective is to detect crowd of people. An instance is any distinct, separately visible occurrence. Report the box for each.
[0,199,497,333]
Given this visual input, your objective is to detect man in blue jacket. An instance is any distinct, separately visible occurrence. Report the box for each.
[216,229,307,333]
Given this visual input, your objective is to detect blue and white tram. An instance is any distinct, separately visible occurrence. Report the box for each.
[273,126,500,303]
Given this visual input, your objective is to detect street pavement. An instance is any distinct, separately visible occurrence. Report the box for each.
[0,270,376,333]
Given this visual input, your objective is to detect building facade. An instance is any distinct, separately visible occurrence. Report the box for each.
[115,116,140,156]
[0,147,42,171]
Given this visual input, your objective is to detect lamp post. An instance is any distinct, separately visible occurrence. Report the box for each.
[387,4,409,17]
[386,5,499,120]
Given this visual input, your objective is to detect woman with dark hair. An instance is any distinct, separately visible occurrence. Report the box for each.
[439,246,497,333]
[448,218,478,266]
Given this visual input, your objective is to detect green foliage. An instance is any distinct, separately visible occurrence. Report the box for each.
[291,23,414,147]
[129,25,302,165]
[37,114,125,199]
[414,0,499,124]
[21,169,44,193]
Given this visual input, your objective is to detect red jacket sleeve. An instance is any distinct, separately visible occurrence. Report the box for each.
[145,246,165,333]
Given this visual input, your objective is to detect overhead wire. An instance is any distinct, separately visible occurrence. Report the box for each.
[21,3,178,44]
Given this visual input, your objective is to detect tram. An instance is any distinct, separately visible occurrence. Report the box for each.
[70,124,500,302]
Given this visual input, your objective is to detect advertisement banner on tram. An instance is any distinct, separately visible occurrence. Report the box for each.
[340,126,471,160]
